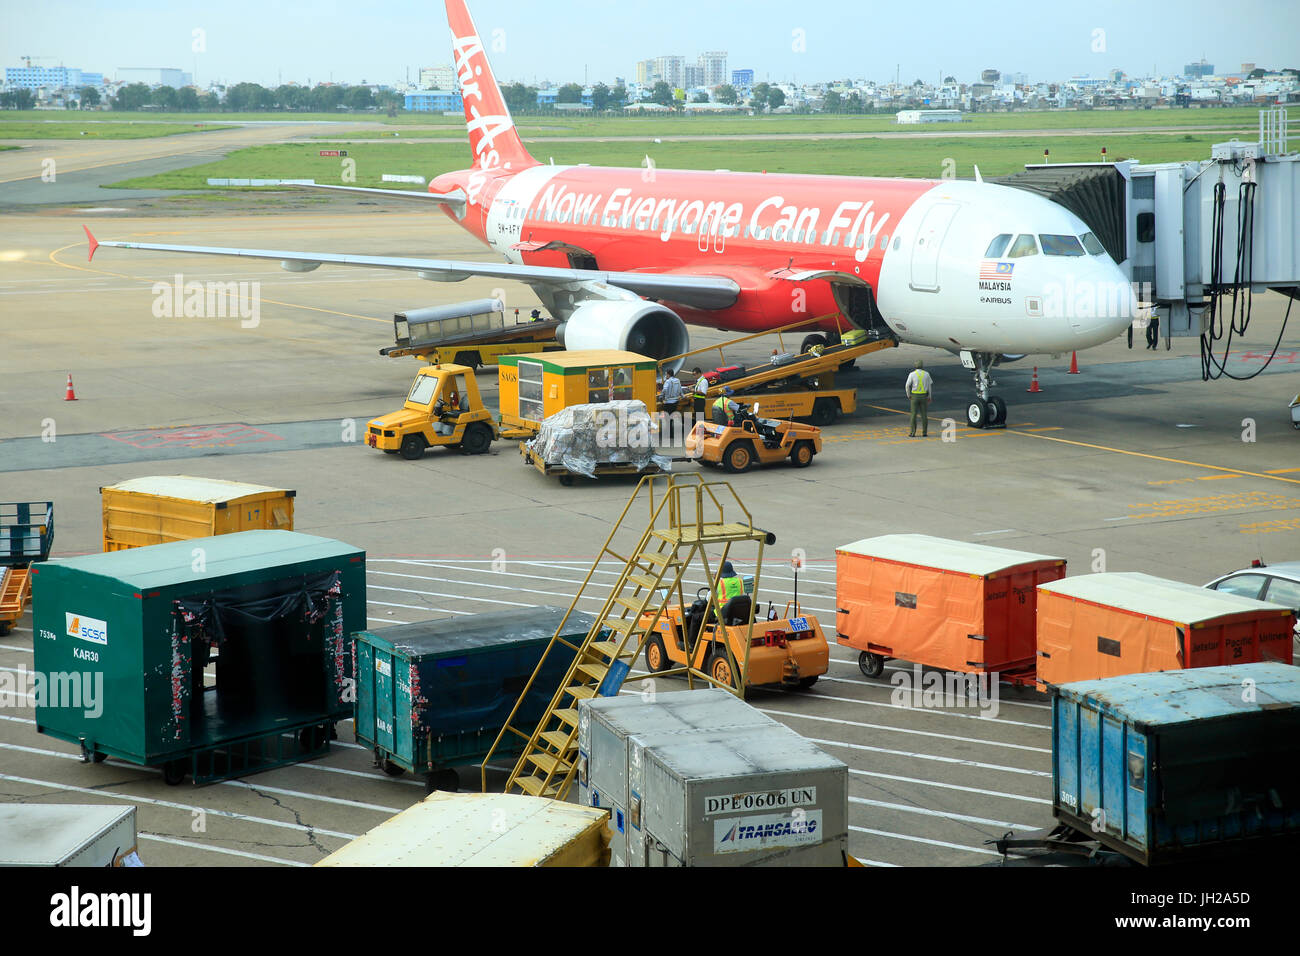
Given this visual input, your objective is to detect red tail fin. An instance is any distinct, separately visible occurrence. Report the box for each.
[446,0,534,171]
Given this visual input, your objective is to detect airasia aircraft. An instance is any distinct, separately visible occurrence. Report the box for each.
[86,0,1135,428]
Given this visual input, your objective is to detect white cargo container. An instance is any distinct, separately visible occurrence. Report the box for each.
[578,689,775,866]
[628,724,848,867]
[0,804,139,866]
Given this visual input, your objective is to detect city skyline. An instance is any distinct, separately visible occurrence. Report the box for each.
[4,0,1297,91]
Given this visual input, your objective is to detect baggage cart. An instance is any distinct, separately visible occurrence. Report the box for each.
[32,530,365,785]
[836,534,1066,684]
[353,607,596,792]
[0,501,54,636]
[1036,571,1295,688]
[0,804,140,867]
[100,476,293,551]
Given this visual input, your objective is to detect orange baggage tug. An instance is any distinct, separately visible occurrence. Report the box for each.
[639,588,829,690]
[836,534,1066,684]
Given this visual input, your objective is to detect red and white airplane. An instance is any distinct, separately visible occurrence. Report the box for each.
[87,0,1135,428]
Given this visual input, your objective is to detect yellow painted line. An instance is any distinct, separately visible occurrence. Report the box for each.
[1003,429,1300,487]
[1197,474,1241,481]
[1266,468,1300,475]
[46,241,388,324]
[1021,426,1062,432]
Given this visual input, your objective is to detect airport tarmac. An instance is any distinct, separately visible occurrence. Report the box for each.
[2,197,1298,867]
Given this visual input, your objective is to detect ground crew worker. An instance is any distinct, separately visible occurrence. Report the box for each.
[692,367,708,416]
[716,561,745,608]
[905,359,933,437]
[711,387,739,425]
[659,369,683,407]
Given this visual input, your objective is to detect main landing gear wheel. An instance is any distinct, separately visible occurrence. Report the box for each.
[800,334,827,354]
[858,651,886,678]
[966,400,989,429]
[988,396,1007,426]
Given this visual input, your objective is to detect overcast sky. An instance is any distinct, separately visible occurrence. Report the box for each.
[5,0,1297,88]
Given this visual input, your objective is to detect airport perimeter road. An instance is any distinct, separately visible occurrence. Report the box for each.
[2,205,1298,866]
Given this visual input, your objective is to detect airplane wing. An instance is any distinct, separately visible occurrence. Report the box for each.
[288,183,468,213]
[83,226,739,312]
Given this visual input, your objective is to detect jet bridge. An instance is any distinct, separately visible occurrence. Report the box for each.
[997,108,1299,378]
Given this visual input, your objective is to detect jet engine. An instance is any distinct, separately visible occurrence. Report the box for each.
[557,300,690,371]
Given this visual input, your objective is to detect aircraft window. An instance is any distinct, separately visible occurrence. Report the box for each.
[1039,234,1085,257]
[890,235,898,250]
[984,234,1013,258]
[1007,234,1038,258]
[1080,232,1106,256]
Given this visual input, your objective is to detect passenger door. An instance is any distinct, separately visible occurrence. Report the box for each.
[909,202,960,292]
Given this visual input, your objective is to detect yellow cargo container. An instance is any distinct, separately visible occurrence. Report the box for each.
[316,792,610,867]
[101,476,295,552]
[498,350,659,431]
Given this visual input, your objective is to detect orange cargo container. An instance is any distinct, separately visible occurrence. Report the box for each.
[1036,572,1296,688]
[835,534,1066,681]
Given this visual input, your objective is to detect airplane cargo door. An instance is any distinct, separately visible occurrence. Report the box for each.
[909,202,960,292]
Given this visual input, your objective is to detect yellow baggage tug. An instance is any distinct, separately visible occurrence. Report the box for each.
[366,363,499,459]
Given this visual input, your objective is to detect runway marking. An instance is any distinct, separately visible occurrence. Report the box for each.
[1197,474,1241,481]
[0,772,360,841]
[1266,468,1300,475]
[762,707,1050,753]
[1239,517,1300,535]
[849,825,1001,856]
[139,833,308,867]
[849,767,1050,805]
[973,529,1015,536]
[851,796,1038,831]
[806,736,1050,778]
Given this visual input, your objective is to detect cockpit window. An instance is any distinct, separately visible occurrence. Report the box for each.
[1007,234,1038,258]
[1080,232,1106,256]
[1039,234,1086,257]
[984,234,1012,258]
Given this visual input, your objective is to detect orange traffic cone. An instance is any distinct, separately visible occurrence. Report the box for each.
[1027,368,1042,393]
[64,373,78,401]
[1067,351,1081,374]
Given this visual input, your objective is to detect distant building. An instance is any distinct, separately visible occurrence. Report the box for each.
[117,68,191,88]
[5,66,102,90]
[980,69,1001,84]
[896,108,963,124]
[654,55,685,88]
[699,51,728,87]
[404,90,462,112]
[1185,59,1214,78]
[731,69,754,88]
[419,65,455,90]
[636,59,653,85]
[683,64,704,88]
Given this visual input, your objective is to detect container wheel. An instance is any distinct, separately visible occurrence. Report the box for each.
[858,651,886,678]
[790,440,815,468]
[722,440,755,474]
[708,651,738,690]
[460,422,493,455]
[162,759,187,786]
[299,724,329,750]
[798,676,819,689]
[0,622,9,637]
[91,750,108,763]
[381,759,406,777]
[559,474,575,487]
[425,768,459,794]
[399,434,427,460]
[645,636,669,673]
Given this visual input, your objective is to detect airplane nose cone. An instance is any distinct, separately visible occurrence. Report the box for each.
[1060,261,1136,345]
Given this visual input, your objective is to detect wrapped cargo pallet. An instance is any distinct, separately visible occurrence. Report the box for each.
[316,792,610,866]
[835,534,1066,681]
[101,476,294,551]
[1036,572,1295,688]
[1051,663,1300,865]
[526,400,671,478]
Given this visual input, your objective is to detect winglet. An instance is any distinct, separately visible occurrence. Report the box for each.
[83,224,98,262]
[973,165,984,184]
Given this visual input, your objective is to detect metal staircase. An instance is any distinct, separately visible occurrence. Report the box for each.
[481,473,774,800]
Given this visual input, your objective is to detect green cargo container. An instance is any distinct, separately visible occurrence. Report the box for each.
[355,606,596,793]
[32,530,366,785]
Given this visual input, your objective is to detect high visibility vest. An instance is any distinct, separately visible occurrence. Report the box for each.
[713,396,730,417]
[717,576,744,605]
[910,373,929,395]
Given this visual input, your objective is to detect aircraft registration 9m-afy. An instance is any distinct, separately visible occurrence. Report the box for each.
[85,0,1137,428]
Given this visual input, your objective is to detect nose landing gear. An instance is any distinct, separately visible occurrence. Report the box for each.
[962,350,1008,429]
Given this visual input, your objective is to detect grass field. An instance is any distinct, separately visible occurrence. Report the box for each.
[108,131,1226,190]
[0,120,234,140]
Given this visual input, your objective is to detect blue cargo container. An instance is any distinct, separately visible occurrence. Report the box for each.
[1052,662,1300,865]
[354,606,594,792]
